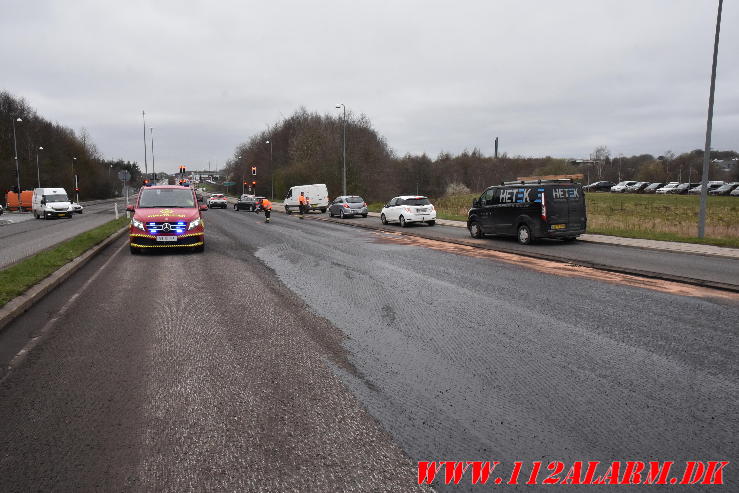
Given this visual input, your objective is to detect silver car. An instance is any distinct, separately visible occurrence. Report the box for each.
[327,195,368,218]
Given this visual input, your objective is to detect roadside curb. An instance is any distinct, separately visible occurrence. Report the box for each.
[306,214,739,294]
[0,227,128,334]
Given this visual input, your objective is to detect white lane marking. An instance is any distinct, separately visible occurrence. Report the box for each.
[6,240,128,372]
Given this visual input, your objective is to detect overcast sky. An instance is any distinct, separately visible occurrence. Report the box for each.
[2,0,737,173]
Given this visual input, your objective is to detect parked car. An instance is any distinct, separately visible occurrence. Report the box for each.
[583,181,615,192]
[126,184,207,254]
[70,202,84,214]
[207,193,228,208]
[234,194,256,211]
[625,182,650,193]
[284,184,329,213]
[730,187,739,197]
[671,183,701,194]
[642,183,664,194]
[610,181,638,193]
[195,189,204,203]
[709,182,739,196]
[380,196,436,227]
[655,182,680,194]
[327,195,368,218]
[468,180,586,245]
[688,181,725,194]
[32,187,74,219]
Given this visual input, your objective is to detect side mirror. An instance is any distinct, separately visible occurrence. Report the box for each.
[199,204,208,211]
[126,205,135,212]
[473,199,480,208]
[41,199,46,205]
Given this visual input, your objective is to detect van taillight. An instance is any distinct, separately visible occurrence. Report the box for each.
[540,193,547,222]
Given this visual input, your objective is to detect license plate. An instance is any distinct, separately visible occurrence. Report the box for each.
[417,209,427,213]
[156,236,177,242]
[551,224,566,230]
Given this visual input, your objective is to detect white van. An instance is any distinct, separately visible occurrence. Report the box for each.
[284,184,329,213]
[32,188,73,219]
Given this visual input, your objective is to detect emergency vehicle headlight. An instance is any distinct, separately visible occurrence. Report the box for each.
[187,218,202,230]
[131,218,145,230]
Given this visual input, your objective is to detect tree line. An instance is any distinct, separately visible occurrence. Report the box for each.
[1,91,140,201]
[225,108,738,202]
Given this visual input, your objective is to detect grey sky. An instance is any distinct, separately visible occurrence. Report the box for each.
[2,0,737,173]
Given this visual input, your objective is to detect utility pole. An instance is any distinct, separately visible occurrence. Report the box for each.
[266,140,273,199]
[36,146,44,188]
[336,104,347,196]
[698,0,723,238]
[142,111,148,178]
[12,117,22,195]
[494,137,499,159]
[150,127,156,180]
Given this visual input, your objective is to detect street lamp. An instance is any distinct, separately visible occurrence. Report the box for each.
[150,127,156,180]
[335,104,346,196]
[72,157,79,203]
[36,146,44,188]
[12,117,22,195]
[265,140,273,199]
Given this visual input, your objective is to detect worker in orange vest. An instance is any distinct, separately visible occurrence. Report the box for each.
[298,191,307,217]
[258,197,272,222]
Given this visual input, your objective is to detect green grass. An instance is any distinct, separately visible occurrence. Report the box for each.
[0,217,128,308]
[372,193,739,247]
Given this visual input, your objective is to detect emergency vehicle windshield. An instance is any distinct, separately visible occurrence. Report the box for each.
[139,188,195,208]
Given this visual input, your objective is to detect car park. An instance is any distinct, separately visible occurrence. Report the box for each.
[642,182,664,193]
[625,181,650,193]
[583,181,615,192]
[709,182,739,195]
[467,179,586,245]
[32,187,73,219]
[234,194,256,211]
[126,184,207,254]
[610,181,638,193]
[380,196,436,227]
[655,182,680,194]
[327,195,368,218]
[284,184,329,213]
[207,193,228,208]
[688,181,724,194]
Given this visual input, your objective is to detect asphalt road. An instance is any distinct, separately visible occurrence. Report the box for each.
[0,207,736,490]
[0,199,124,269]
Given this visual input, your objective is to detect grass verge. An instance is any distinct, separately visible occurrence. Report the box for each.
[0,217,128,308]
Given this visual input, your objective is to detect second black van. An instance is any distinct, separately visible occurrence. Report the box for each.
[467,180,587,244]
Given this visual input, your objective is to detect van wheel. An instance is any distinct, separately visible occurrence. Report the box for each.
[43,211,48,220]
[469,221,483,238]
[517,224,533,245]
[562,237,577,243]
[426,220,435,226]
[380,213,387,225]
[399,215,406,227]
[320,208,326,213]
[286,207,292,215]
[362,214,367,218]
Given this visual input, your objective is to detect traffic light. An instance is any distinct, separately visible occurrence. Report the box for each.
[243,181,248,186]
[179,165,186,174]
[251,166,257,176]
[252,180,256,186]
[75,187,80,193]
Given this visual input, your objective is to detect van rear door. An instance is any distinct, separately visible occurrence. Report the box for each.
[545,185,584,230]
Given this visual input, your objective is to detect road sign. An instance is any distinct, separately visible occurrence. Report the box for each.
[118,170,131,181]
[223,181,236,186]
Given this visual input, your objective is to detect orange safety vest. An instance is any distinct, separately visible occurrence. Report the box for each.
[298,195,306,205]
[261,199,272,210]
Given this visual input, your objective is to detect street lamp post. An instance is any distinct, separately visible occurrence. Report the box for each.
[12,117,22,195]
[335,104,346,196]
[72,157,78,203]
[698,0,723,238]
[36,146,44,188]
[265,140,273,199]
[150,127,156,180]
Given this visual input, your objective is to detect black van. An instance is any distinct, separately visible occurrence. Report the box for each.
[467,180,587,244]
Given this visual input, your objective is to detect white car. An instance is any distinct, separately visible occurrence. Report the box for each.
[207,193,228,209]
[70,202,84,214]
[610,181,637,193]
[380,196,436,227]
[655,182,680,194]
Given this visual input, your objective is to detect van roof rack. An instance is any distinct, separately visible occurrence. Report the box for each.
[501,179,574,186]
